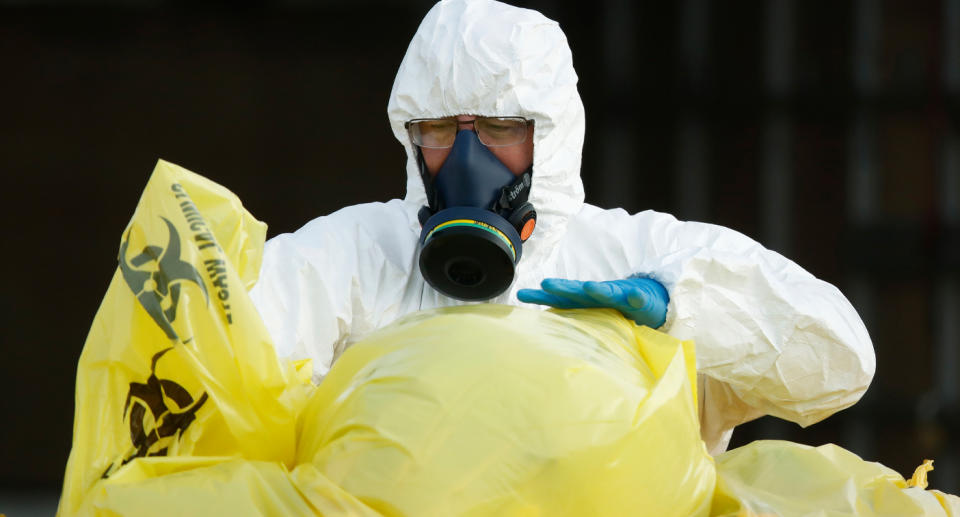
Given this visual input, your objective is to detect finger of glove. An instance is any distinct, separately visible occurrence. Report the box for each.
[585,280,661,325]
[539,278,602,307]
[624,287,654,311]
[623,282,668,327]
[599,278,657,311]
[516,289,587,309]
[582,281,631,309]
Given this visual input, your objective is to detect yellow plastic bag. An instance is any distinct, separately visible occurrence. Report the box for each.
[58,160,312,516]
[64,160,960,516]
[59,161,716,516]
[298,306,716,516]
[710,440,960,517]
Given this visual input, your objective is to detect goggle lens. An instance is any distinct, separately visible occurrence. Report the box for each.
[410,119,458,148]
[408,117,530,148]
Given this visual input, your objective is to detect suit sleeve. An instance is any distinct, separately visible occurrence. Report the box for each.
[615,210,875,446]
[248,202,420,383]
[249,217,360,381]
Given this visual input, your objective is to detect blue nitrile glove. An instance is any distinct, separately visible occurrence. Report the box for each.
[517,277,669,328]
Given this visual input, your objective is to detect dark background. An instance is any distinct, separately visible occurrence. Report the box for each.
[2,0,959,508]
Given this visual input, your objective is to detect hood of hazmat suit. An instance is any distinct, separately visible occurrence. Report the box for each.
[251,0,875,455]
[387,0,585,274]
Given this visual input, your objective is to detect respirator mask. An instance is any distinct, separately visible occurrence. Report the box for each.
[410,118,537,301]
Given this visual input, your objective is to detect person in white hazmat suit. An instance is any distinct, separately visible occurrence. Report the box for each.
[250,0,875,455]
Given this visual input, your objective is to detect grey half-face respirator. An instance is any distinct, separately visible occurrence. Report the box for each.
[417,129,537,301]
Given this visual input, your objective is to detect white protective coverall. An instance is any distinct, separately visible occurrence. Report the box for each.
[250,0,875,454]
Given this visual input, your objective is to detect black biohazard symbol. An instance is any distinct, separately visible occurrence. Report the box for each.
[102,347,209,478]
[119,217,208,341]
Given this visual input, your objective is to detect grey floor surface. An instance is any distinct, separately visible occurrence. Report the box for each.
[0,490,60,517]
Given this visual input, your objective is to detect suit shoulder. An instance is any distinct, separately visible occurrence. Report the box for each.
[570,204,679,231]
[294,199,411,234]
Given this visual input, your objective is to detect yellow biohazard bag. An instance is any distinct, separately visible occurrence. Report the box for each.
[62,160,960,516]
[59,160,717,516]
[297,305,716,516]
[58,160,314,516]
[710,440,960,517]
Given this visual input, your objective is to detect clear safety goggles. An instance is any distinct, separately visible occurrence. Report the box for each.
[406,116,532,149]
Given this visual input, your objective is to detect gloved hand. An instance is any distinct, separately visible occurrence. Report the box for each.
[517,277,669,328]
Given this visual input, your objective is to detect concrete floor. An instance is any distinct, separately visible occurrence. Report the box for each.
[0,490,60,517]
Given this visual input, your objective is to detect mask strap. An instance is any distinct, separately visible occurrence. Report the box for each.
[417,148,440,220]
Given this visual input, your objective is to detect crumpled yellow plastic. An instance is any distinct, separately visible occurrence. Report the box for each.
[58,160,313,516]
[60,160,960,517]
[297,305,716,516]
[59,160,715,516]
[909,459,937,489]
[711,440,960,517]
